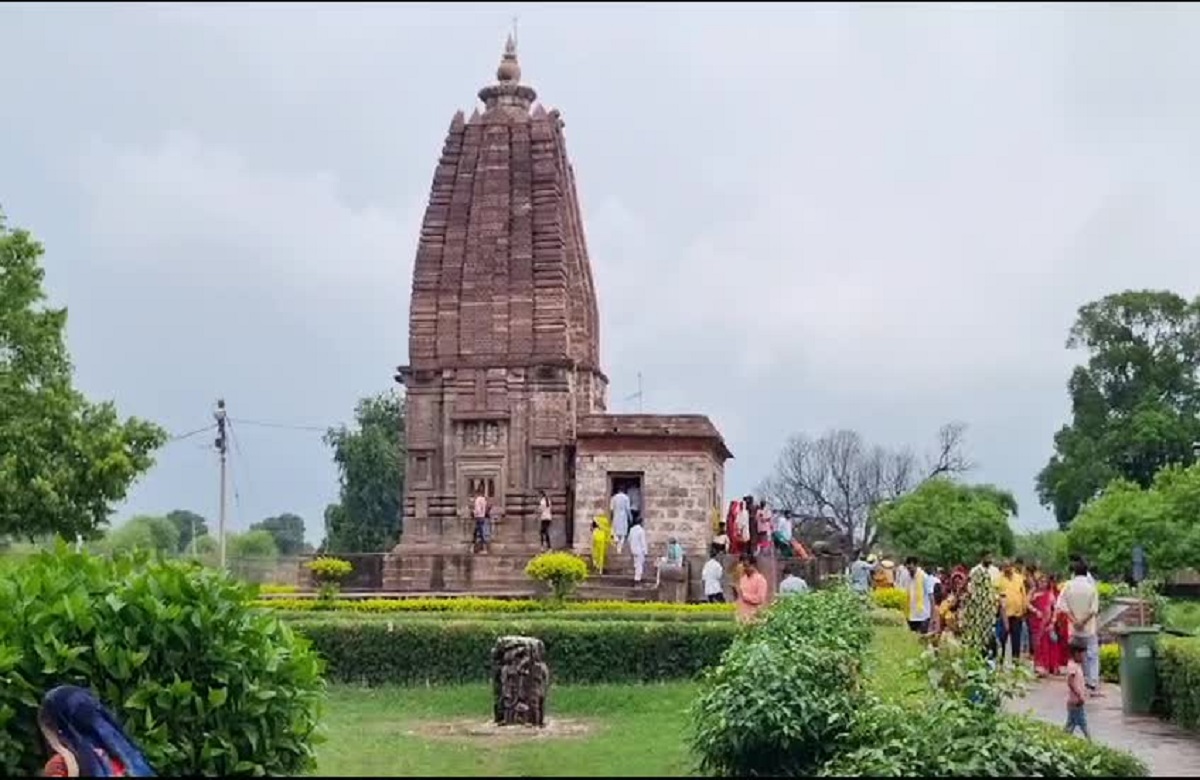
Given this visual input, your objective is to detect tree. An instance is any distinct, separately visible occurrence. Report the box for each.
[1066,463,1200,580]
[874,479,1016,569]
[322,390,405,553]
[165,509,208,554]
[1037,290,1200,528]
[762,422,971,549]
[250,513,307,556]
[103,515,180,556]
[226,529,279,559]
[1013,529,1070,575]
[0,211,167,539]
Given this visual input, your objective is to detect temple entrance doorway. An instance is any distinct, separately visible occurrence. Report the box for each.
[608,472,644,527]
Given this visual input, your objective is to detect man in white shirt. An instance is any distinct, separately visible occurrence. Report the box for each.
[778,563,809,596]
[628,520,648,585]
[1056,559,1101,693]
[610,488,631,554]
[471,489,489,552]
[701,545,726,603]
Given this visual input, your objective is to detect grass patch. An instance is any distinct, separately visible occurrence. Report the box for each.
[1164,598,1200,634]
[315,623,919,776]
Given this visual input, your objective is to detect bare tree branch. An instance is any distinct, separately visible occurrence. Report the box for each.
[761,422,974,551]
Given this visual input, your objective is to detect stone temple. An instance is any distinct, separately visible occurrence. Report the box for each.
[391,39,731,599]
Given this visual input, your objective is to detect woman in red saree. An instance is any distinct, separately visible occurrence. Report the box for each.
[725,501,743,556]
[1030,573,1068,676]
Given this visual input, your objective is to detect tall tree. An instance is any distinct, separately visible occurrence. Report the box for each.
[0,210,166,540]
[1037,290,1200,528]
[322,390,405,553]
[874,479,1017,569]
[165,509,208,554]
[250,513,307,556]
[762,422,971,549]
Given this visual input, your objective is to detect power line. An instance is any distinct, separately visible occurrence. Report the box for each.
[168,424,216,443]
[229,417,328,434]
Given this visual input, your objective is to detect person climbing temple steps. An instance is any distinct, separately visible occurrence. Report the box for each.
[628,519,648,586]
[610,486,631,554]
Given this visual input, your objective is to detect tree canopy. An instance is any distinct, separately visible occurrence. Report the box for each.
[322,390,405,553]
[0,211,166,539]
[227,529,279,560]
[250,513,307,556]
[1037,290,1200,528]
[1066,463,1200,580]
[165,509,208,554]
[102,515,180,556]
[762,423,971,549]
[874,478,1016,569]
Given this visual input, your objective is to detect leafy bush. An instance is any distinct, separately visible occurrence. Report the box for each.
[101,515,181,555]
[869,608,907,627]
[293,618,735,685]
[1100,642,1121,683]
[0,547,325,776]
[689,587,872,777]
[870,586,907,613]
[820,633,1145,777]
[1158,636,1200,730]
[257,596,733,616]
[227,529,280,560]
[524,551,589,600]
[820,698,1146,777]
[305,556,354,600]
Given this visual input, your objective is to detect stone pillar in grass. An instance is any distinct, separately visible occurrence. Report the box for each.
[492,636,549,727]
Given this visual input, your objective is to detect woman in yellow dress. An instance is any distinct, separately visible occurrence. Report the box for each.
[591,514,612,574]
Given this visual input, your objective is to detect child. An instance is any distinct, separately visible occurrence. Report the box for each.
[1065,636,1090,739]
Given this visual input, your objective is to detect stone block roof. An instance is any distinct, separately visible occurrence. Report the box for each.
[576,414,733,460]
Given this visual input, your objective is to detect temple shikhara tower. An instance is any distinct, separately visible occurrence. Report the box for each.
[393,39,730,597]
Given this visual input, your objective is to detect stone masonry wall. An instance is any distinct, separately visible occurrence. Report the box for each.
[572,451,724,558]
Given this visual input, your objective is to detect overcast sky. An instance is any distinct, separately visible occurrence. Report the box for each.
[3,2,1199,543]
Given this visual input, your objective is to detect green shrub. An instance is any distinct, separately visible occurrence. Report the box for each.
[870,586,907,613]
[305,556,353,600]
[1100,642,1121,683]
[259,583,300,595]
[689,587,871,777]
[868,608,907,627]
[820,698,1146,777]
[1158,636,1200,730]
[524,551,589,600]
[0,547,325,776]
[293,618,736,685]
[256,595,733,617]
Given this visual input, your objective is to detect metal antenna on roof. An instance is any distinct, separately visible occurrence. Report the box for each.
[623,372,643,413]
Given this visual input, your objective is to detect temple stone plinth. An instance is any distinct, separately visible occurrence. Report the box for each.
[492,635,549,727]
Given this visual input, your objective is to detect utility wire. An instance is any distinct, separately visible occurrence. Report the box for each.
[229,417,328,434]
[168,424,216,443]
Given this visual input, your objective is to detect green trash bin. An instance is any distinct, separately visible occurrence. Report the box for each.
[1112,625,1161,716]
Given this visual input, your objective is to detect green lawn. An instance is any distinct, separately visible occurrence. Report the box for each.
[315,624,922,777]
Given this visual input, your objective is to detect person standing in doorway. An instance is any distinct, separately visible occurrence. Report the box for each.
[702,545,726,603]
[610,487,631,554]
[1056,559,1102,696]
[735,554,769,624]
[628,519,649,587]
[628,482,643,528]
[538,491,553,551]
[471,487,489,553]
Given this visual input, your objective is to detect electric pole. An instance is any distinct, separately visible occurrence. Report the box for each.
[214,399,228,569]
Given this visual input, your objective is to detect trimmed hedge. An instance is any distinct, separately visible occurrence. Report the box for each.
[1158,637,1200,730]
[293,618,739,685]
[259,596,734,616]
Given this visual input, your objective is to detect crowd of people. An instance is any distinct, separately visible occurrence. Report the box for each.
[715,496,812,560]
[589,486,686,588]
[849,548,1103,738]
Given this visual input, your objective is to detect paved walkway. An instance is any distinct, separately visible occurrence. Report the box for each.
[1006,679,1200,776]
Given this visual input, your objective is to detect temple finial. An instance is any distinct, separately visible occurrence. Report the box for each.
[497,30,521,83]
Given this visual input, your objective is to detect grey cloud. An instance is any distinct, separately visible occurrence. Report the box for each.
[3,3,1200,541]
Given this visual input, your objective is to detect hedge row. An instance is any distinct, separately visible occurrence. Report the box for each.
[259,596,733,616]
[274,608,730,624]
[292,618,739,685]
[1159,637,1200,731]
